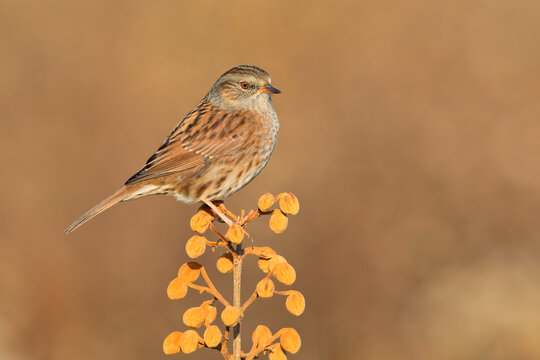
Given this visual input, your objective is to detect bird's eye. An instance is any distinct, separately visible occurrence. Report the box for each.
[240,82,249,89]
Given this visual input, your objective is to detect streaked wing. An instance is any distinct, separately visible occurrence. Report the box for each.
[125,99,256,185]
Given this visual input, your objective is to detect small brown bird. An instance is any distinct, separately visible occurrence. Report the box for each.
[66,65,280,233]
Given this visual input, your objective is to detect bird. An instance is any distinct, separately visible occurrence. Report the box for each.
[65,65,281,233]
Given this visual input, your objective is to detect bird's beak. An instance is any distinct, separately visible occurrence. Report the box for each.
[259,83,281,94]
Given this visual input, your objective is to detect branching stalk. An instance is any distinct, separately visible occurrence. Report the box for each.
[233,243,243,360]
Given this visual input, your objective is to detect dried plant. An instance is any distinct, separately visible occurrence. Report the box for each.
[163,193,303,360]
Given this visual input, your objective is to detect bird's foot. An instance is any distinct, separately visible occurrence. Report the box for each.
[203,200,234,227]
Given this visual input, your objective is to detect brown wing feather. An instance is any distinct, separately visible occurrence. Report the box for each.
[125,99,257,185]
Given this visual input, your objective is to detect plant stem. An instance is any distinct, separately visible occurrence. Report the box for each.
[233,243,243,360]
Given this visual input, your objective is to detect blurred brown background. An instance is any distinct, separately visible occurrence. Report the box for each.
[1,0,539,359]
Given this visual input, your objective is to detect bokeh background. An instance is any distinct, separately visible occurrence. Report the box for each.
[1,1,539,359]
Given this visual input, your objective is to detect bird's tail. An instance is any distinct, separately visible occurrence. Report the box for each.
[65,187,131,234]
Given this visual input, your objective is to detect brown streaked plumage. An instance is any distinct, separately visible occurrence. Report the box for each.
[66,65,280,233]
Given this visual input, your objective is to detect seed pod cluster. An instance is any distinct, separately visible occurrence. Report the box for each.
[255,192,300,234]
[164,193,303,358]
[249,326,302,359]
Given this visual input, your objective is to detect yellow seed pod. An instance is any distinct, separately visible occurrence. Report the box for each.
[268,343,287,360]
[252,325,272,348]
[201,302,217,325]
[258,193,275,211]
[203,325,222,348]
[190,209,213,233]
[177,262,202,282]
[216,252,234,273]
[221,306,240,326]
[267,255,287,273]
[167,277,188,300]
[273,263,296,286]
[285,290,306,316]
[269,209,288,234]
[183,307,206,328]
[254,248,277,272]
[186,235,207,258]
[225,224,244,244]
[285,291,305,316]
[163,331,183,354]
[252,246,277,259]
[278,192,299,215]
[280,328,301,354]
[179,329,200,354]
[258,258,271,273]
[256,278,275,298]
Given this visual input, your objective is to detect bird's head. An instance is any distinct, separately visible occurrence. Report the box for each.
[209,65,280,110]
